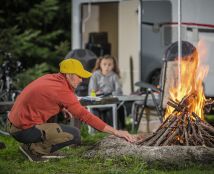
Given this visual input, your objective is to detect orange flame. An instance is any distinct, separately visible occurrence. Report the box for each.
[164,41,209,120]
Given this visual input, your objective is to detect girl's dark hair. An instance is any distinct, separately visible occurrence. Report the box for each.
[92,55,120,77]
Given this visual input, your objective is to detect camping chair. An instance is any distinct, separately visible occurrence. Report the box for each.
[131,82,163,132]
[132,41,196,132]
[65,49,97,96]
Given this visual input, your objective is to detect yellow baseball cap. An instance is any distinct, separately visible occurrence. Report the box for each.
[59,58,92,78]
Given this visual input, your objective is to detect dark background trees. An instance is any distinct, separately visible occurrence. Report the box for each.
[0,0,71,88]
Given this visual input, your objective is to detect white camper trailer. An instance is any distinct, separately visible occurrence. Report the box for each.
[140,0,214,97]
[71,0,214,97]
[72,0,140,95]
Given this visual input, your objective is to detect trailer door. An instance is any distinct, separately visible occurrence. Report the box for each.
[140,0,172,85]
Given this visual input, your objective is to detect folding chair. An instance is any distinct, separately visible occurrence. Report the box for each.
[131,82,163,131]
[132,41,196,132]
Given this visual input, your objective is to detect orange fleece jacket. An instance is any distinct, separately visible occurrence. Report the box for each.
[9,73,107,130]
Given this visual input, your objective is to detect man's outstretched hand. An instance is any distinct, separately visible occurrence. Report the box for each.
[113,130,137,143]
[102,125,137,143]
[62,108,73,119]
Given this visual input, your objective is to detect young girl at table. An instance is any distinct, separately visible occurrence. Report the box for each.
[88,55,125,129]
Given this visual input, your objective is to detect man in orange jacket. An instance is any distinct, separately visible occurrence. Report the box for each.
[7,58,136,162]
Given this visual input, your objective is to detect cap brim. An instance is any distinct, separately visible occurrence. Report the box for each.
[77,70,92,78]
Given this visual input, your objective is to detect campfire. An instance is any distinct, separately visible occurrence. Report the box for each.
[137,41,214,147]
[85,41,214,167]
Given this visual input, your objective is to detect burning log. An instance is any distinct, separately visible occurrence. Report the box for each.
[137,94,214,147]
[205,98,214,106]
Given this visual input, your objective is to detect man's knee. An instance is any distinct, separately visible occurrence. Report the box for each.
[36,123,73,144]
[60,124,81,145]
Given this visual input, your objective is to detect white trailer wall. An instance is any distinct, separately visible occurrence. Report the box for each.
[118,0,140,94]
[72,0,140,95]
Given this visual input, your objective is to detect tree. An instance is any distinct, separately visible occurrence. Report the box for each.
[0,0,71,88]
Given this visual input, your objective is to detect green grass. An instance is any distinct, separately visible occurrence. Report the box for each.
[0,125,214,174]
[206,114,214,123]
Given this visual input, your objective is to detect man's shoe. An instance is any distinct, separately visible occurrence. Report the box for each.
[19,144,48,162]
[42,151,67,159]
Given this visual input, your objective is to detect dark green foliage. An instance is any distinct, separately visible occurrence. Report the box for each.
[13,63,57,89]
[0,0,71,88]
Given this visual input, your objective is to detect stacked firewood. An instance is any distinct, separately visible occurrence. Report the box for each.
[137,93,214,147]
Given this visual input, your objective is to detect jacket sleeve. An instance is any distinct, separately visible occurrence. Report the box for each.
[58,90,107,131]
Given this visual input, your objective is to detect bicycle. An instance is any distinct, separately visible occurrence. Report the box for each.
[0,50,22,135]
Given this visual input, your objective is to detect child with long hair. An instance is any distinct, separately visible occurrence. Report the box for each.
[88,55,122,96]
[88,55,125,129]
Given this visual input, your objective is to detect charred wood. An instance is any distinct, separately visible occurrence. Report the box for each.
[137,95,214,147]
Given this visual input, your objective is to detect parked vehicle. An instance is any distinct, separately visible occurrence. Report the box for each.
[71,0,214,96]
[0,51,22,101]
[0,50,22,135]
[140,0,214,97]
